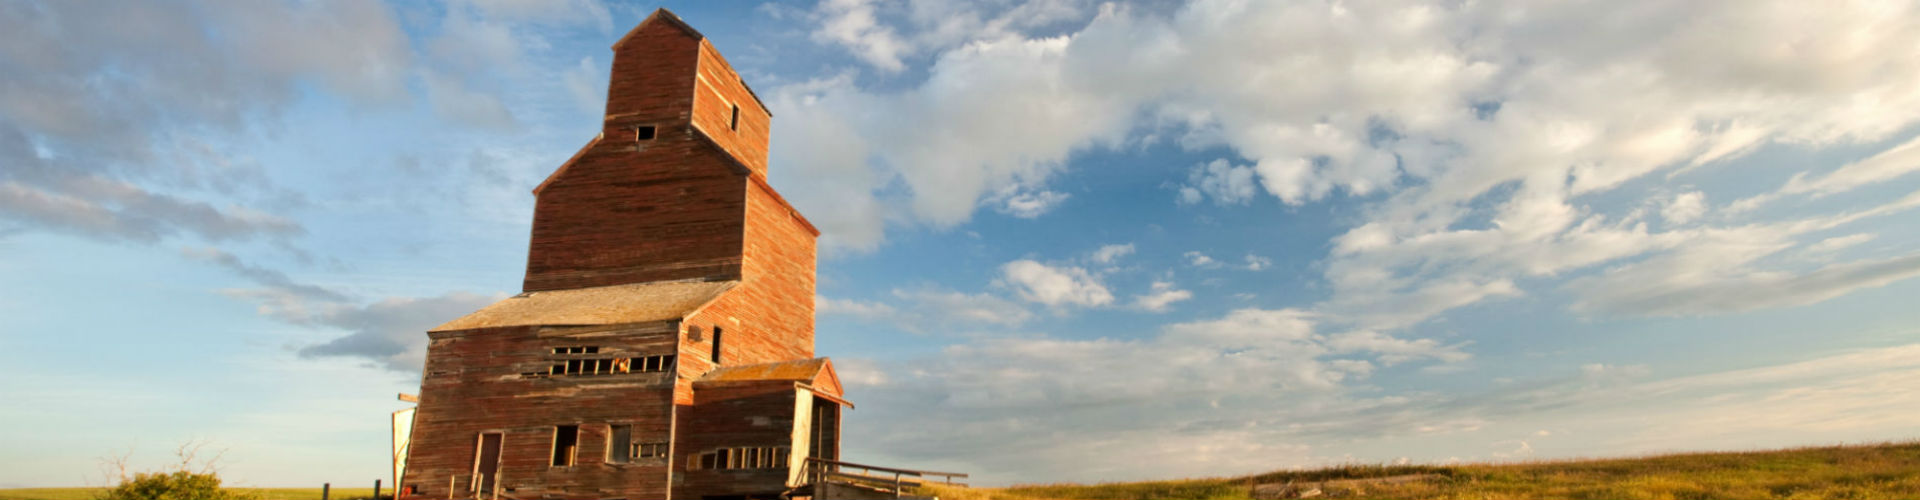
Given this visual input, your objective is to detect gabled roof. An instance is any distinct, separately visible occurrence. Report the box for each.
[430,279,736,332]
[609,8,773,117]
[612,8,704,48]
[697,357,846,399]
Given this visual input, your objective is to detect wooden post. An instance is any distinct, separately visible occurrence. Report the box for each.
[375,479,382,500]
[321,483,330,500]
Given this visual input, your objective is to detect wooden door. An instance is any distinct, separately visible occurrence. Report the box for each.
[472,432,503,494]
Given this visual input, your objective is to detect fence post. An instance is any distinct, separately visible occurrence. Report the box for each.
[321,483,330,500]
[375,479,382,500]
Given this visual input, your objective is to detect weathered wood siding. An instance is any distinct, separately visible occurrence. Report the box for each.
[673,381,802,498]
[403,323,680,500]
[690,39,771,174]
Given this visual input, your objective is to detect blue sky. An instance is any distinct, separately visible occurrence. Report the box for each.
[4,0,1920,488]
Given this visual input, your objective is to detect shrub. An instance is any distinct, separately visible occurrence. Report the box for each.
[97,470,258,500]
[95,440,259,500]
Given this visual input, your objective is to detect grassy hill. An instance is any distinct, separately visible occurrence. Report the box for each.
[919,441,1920,500]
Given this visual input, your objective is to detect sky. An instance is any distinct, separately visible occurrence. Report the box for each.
[3,0,1920,489]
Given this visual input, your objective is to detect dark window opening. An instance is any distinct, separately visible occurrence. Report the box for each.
[691,447,787,470]
[553,346,599,354]
[710,327,724,365]
[607,424,632,464]
[551,425,578,467]
[530,354,674,378]
[635,125,656,141]
[729,105,740,131]
[636,442,669,458]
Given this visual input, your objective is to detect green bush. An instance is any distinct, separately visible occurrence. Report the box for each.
[94,441,258,500]
[96,470,258,500]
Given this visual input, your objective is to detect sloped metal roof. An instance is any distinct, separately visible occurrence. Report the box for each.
[430,279,736,332]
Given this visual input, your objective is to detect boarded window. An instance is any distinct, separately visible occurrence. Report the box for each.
[551,425,578,467]
[606,424,632,464]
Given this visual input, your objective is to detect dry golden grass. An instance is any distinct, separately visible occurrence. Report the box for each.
[0,487,379,500]
[917,441,1920,500]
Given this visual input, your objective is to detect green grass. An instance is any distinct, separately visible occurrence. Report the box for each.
[0,487,380,500]
[918,441,1920,500]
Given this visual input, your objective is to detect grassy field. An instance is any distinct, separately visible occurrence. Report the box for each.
[0,487,379,500]
[919,441,1920,500]
[6,442,1915,500]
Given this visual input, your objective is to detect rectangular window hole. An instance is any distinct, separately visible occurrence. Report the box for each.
[552,425,579,467]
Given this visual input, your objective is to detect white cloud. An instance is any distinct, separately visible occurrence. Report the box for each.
[427,10,524,75]
[1131,281,1192,312]
[1179,158,1259,205]
[1662,191,1707,226]
[1783,134,1920,198]
[772,0,1920,336]
[560,57,602,114]
[816,295,897,321]
[1244,254,1273,271]
[1184,251,1218,268]
[457,0,612,31]
[1000,259,1114,307]
[1571,251,1920,317]
[818,289,1034,331]
[421,71,517,130]
[1090,243,1135,264]
[854,338,1920,483]
[1806,233,1876,254]
[811,0,912,72]
[992,188,1070,218]
[841,307,1469,482]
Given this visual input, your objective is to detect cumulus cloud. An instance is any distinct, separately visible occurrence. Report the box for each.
[1178,158,1259,205]
[772,0,1920,333]
[1000,259,1114,307]
[1183,251,1218,268]
[1243,254,1273,271]
[1090,243,1135,264]
[992,188,1071,218]
[1131,281,1192,312]
[1662,191,1707,226]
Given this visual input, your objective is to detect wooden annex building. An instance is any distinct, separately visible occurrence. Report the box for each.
[396,9,944,500]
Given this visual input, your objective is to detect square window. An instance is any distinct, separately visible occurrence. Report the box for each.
[635,125,656,141]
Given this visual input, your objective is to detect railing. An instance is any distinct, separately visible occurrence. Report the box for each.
[805,457,968,498]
